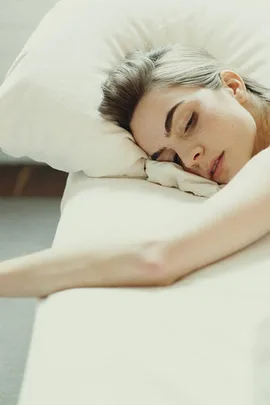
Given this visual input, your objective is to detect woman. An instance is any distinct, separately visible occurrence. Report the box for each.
[99,45,270,183]
[1,44,270,297]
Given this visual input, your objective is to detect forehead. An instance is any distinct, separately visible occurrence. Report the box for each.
[130,85,198,154]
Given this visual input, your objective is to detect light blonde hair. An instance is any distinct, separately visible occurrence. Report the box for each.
[99,44,270,131]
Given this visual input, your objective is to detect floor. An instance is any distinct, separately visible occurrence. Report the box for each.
[0,198,61,405]
[0,2,66,402]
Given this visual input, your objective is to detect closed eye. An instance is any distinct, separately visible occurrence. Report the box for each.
[151,149,182,166]
[184,112,197,133]
[173,153,182,165]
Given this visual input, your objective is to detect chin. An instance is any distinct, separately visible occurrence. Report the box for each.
[225,154,252,183]
[227,166,244,183]
[216,170,229,185]
[224,171,235,183]
[217,179,228,185]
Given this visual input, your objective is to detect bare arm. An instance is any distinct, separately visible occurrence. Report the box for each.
[163,147,270,282]
[1,147,270,297]
[0,247,157,297]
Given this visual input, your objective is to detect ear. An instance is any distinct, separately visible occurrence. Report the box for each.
[220,70,247,104]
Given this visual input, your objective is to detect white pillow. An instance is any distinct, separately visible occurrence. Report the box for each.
[0,0,269,193]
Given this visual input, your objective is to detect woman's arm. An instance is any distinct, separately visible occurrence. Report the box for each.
[1,147,270,297]
[0,247,160,297]
[162,147,270,283]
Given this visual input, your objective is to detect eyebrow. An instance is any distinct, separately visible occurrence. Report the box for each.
[164,100,184,136]
[150,100,185,161]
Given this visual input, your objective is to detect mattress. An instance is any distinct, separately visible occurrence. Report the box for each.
[18,172,270,405]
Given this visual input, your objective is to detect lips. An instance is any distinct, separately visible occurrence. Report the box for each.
[209,152,224,180]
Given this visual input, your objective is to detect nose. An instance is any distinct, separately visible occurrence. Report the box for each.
[180,145,204,170]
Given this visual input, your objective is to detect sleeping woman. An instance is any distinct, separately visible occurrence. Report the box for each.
[1,44,270,297]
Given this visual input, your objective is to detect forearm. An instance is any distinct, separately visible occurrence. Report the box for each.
[165,147,270,278]
[0,246,155,297]
[0,248,91,297]
[3,149,270,297]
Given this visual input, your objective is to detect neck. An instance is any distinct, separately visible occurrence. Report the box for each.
[251,96,270,156]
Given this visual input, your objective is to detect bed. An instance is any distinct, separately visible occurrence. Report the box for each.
[1,0,270,403]
[17,171,270,405]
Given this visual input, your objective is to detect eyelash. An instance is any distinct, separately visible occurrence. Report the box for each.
[152,112,198,165]
[173,112,198,165]
[173,153,182,165]
[184,112,198,134]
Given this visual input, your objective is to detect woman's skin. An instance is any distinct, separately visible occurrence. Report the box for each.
[1,70,270,297]
[131,70,270,184]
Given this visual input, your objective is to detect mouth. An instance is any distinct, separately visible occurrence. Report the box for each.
[209,152,224,182]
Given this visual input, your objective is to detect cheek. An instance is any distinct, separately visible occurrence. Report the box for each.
[222,109,257,149]
[237,107,257,137]
[198,106,256,147]
[194,113,223,146]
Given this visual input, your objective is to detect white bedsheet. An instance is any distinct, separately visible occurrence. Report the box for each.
[18,173,270,405]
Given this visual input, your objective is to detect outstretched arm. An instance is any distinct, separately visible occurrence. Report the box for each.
[1,147,270,297]
[0,246,158,298]
[162,146,270,283]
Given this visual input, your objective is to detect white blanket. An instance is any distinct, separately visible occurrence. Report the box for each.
[18,173,270,405]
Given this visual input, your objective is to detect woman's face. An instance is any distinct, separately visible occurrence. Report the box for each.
[130,71,257,184]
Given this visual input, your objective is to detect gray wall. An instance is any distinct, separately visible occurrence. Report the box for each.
[0,0,58,163]
[0,0,58,83]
